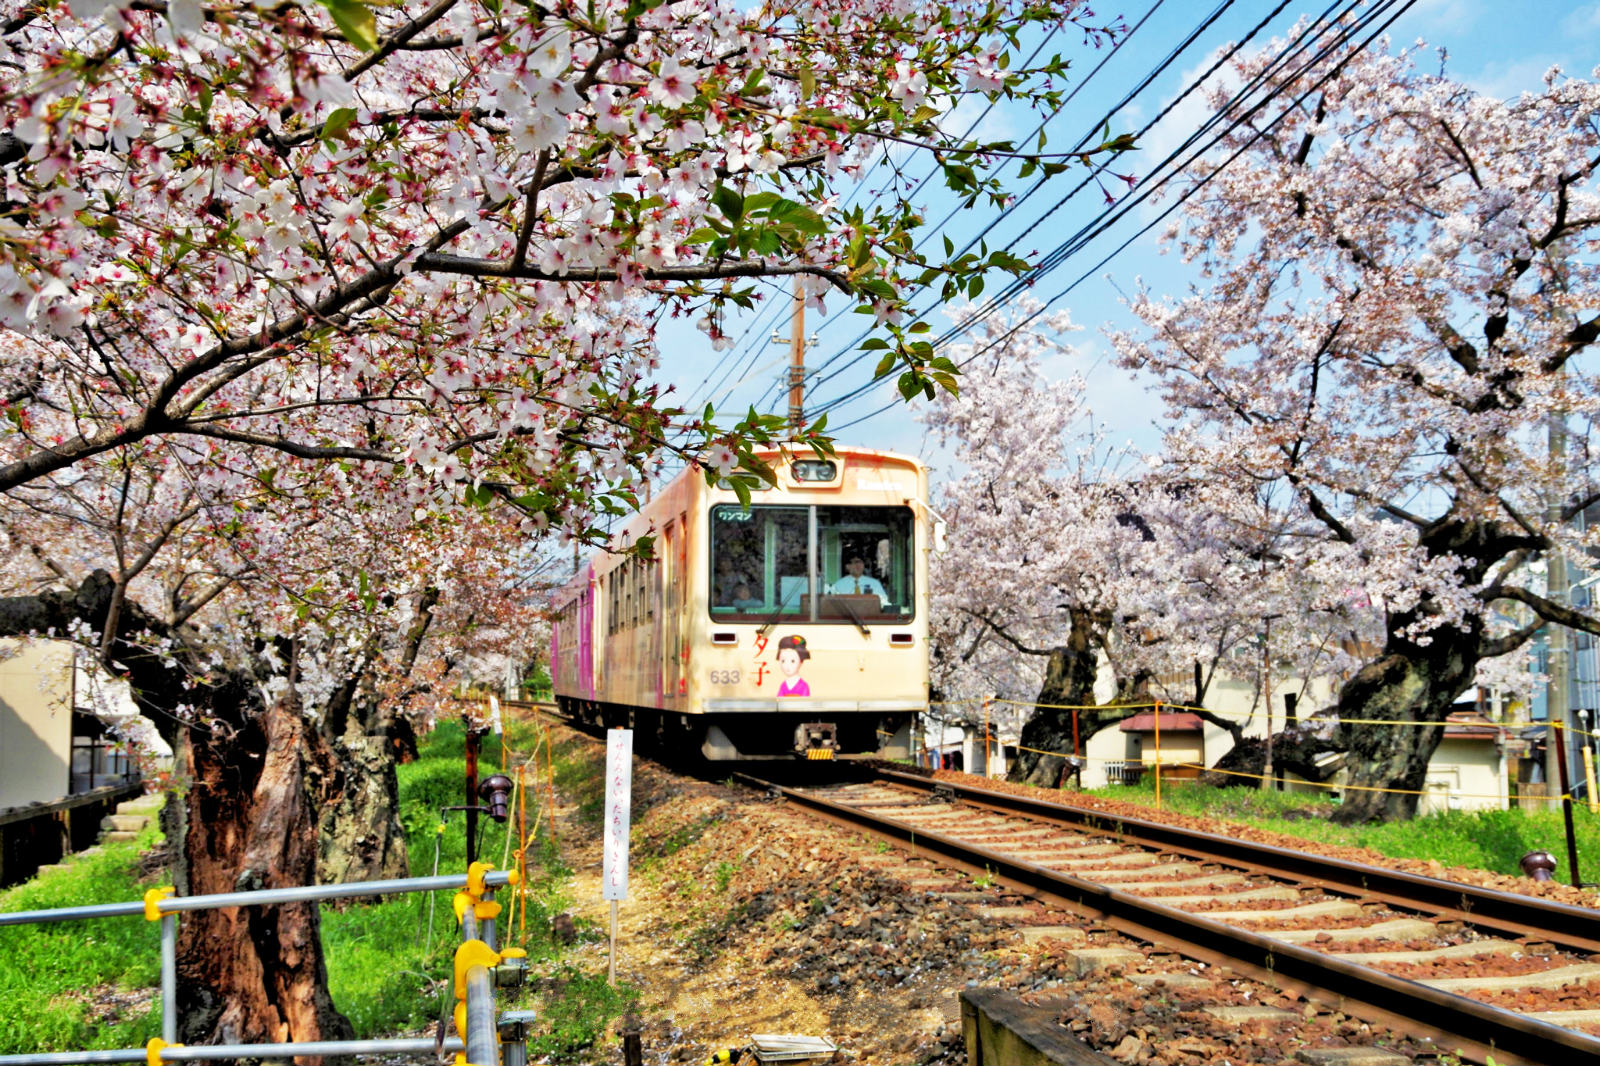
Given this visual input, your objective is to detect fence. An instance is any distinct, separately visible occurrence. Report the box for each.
[0,862,531,1066]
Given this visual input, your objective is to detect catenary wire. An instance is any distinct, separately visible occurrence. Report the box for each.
[810,0,1417,430]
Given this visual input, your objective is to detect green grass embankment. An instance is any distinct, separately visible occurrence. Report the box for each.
[1086,778,1600,885]
[0,715,634,1059]
[0,822,165,1053]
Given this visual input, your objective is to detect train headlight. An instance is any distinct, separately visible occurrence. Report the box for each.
[791,459,837,482]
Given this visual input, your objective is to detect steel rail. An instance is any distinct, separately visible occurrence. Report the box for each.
[742,772,1600,1066]
[874,767,1600,954]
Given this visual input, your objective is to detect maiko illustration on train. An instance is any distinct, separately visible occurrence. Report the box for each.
[776,635,811,697]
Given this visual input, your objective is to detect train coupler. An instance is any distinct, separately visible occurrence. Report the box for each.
[795,722,837,760]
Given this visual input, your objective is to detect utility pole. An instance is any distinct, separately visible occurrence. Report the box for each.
[773,278,817,430]
[1260,612,1275,791]
[1546,414,1571,810]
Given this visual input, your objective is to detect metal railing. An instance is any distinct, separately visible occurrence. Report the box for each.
[0,862,532,1066]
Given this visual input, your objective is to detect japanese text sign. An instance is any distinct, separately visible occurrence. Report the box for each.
[602,728,633,901]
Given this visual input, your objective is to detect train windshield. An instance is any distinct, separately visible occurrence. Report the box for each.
[709,504,915,623]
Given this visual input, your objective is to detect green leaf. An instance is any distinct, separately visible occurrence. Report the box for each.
[321,107,358,142]
[320,0,378,51]
[799,66,816,101]
[897,371,920,401]
[712,184,744,224]
[742,454,778,485]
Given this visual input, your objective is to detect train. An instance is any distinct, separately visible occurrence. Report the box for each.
[549,446,940,760]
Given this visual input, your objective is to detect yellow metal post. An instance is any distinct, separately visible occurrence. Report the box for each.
[1585,745,1599,816]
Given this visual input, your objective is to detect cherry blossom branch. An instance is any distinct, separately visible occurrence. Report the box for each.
[957,607,1056,657]
[410,253,854,291]
[344,0,463,82]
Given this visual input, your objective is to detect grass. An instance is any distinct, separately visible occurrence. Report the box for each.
[1086,777,1600,886]
[0,820,166,1054]
[1,715,637,1060]
[328,716,636,1056]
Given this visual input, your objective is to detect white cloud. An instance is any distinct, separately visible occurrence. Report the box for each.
[1562,3,1600,32]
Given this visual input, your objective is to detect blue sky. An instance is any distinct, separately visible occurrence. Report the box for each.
[647,0,1600,481]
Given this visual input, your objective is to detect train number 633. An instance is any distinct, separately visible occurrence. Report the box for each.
[709,670,741,685]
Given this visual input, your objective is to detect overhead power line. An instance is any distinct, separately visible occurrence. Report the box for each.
[808,0,1417,430]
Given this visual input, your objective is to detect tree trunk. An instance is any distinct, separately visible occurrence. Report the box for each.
[172,701,356,1056]
[1008,607,1126,787]
[1,571,358,1051]
[316,728,408,885]
[1202,728,1343,789]
[1330,642,1468,823]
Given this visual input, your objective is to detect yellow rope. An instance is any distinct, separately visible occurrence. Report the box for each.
[930,695,1585,737]
[1175,761,1546,801]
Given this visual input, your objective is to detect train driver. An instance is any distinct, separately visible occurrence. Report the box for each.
[714,556,752,604]
[827,554,888,606]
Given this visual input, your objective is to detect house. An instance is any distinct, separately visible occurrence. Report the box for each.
[941,660,1511,812]
[0,638,167,886]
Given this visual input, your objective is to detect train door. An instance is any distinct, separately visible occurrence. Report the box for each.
[579,566,596,701]
[662,516,683,703]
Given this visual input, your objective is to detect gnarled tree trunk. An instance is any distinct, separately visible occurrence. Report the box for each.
[1,573,354,1053]
[1008,606,1127,787]
[1330,636,1472,823]
[170,700,356,1053]
[317,727,408,885]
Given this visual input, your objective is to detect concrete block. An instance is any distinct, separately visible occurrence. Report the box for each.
[1063,947,1144,977]
[1424,962,1600,994]
[1127,972,1210,990]
[1202,1006,1297,1023]
[1332,939,1521,967]
[1268,919,1437,945]
[1296,1047,1413,1066]
[1015,926,1090,947]
[961,987,1119,1065]
[1205,899,1363,923]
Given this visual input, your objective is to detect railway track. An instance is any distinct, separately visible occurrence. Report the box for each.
[745,768,1600,1066]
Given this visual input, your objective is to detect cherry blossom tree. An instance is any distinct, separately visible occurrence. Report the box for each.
[0,437,551,1046]
[0,0,1123,531]
[1114,28,1600,822]
[926,302,1374,786]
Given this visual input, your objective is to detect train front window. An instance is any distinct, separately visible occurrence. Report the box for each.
[709,504,914,623]
[710,505,809,622]
[815,506,914,622]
